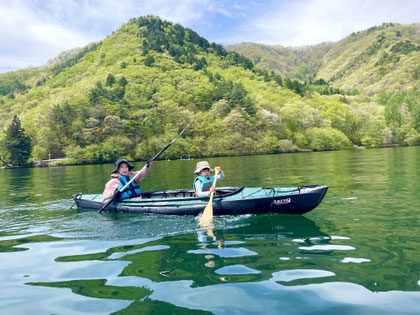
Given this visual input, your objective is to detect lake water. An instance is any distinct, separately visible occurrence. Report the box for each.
[0,147,419,314]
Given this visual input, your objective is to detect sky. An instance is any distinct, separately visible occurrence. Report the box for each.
[1,0,419,73]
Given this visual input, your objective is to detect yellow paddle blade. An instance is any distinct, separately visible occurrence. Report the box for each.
[199,170,219,227]
[199,197,213,227]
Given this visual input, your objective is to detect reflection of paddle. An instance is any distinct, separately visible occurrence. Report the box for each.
[206,228,224,248]
[206,229,217,241]
[199,169,219,227]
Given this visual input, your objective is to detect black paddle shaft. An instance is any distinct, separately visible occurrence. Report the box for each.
[98,130,184,213]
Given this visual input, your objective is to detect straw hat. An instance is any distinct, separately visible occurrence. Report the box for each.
[110,158,134,174]
[194,161,213,174]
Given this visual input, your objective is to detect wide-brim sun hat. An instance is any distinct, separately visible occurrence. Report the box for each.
[194,161,213,174]
[111,158,135,174]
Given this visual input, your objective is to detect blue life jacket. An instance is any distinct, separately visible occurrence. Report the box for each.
[117,175,141,200]
[193,175,215,193]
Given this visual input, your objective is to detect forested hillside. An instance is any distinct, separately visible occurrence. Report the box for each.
[0,17,419,166]
[227,23,420,96]
[317,23,420,95]
[226,42,334,82]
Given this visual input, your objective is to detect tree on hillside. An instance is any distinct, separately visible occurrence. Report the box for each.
[106,73,116,86]
[144,55,155,67]
[0,116,32,166]
[119,76,128,87]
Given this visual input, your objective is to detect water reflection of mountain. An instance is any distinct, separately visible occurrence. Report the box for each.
[24,215,333,313]
[104,215,330,286]
[28,215,331,288]
[189,215,332,287]
[22,213,420,313]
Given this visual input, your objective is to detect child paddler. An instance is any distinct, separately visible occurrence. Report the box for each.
[102,158,153,201]
[193,161,224,197]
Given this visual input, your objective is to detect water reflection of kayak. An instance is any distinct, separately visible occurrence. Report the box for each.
[73,185,327,215]
[221,214,329,239]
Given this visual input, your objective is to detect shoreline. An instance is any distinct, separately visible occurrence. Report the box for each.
[0,144,408,170]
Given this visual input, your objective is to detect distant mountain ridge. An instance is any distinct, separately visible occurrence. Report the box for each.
[226,23,420,95]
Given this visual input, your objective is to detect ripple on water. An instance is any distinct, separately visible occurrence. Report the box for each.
[271,269,335,282]
[215,265,261,275]
[330,236,351,240]
[187,247,258,258]
[341,257,371,264]
[107,245,170,259]
[299,245,355,251]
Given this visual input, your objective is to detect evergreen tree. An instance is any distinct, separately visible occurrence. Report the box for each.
[144,55,155,67]
[106,73,116,86]
[1,116,32,165]
[119,76,128,87]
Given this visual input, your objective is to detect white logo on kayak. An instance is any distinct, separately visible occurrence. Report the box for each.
[273,198,291,205]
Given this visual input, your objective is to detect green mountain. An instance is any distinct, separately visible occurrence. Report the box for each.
[0,17,419,165]
[227,23,420,95]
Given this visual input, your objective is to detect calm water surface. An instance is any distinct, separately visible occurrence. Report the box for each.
[0,147,419,314]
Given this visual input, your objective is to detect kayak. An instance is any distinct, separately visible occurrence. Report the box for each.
[73,185,328,215]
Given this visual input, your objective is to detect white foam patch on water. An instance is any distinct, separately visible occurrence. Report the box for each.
[341,257,371,263]
[299,245,355,251]
[331,236,351,240]
[308,237,324,241]
[292,239,305,243]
